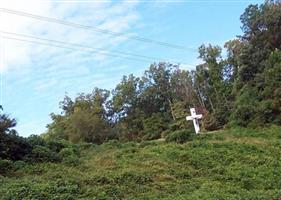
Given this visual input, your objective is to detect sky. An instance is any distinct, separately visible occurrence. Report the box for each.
[0,0,263,137]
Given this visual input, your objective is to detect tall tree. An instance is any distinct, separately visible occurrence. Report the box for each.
[231,0,281,126]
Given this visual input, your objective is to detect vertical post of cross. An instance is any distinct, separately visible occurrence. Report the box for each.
[186,108,203,134]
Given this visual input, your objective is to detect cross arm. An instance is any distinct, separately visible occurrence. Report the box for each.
[186,114,202,121]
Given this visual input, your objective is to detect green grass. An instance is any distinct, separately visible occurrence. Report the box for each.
[1,125,281,200]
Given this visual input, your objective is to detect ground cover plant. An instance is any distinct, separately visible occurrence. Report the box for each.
[1,126,281,200]
[0,1,280,199]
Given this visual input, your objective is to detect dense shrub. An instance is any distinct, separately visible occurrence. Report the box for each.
[58,148,76,158]
[0,159,13,174]
[232,105,257,127]
[1,126,281,199]
[26,146,61,163]
[62,155,81,166]
[143,113,170,140]
[0,133,32,161]
[27,135,46,147]
[11,160,27,171]
[47,140,69,153]
[0,180,81,200]
[203,113,220,131]
[165,129,195,143]
[114,171,153,185]
[58,147,81,166]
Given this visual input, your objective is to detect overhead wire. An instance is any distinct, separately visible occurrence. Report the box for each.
[0,7,197,109]
[0,31,189,64]
[0,31,194,66]
[0,8,196,51]
[1,36,153,63]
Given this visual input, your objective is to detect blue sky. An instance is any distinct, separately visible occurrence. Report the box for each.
[0,0,263,137]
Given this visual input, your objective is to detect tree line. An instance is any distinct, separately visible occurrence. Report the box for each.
[0,1,280,153]
[44,1,281,144]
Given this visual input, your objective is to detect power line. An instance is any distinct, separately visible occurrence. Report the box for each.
[0,31,192,65]
[1,35,153,63]
[0,8,195,51]
[0,31,184,64]
[2,35,195,68]
[1,34,195,67]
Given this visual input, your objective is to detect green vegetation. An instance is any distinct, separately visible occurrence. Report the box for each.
[1,126,281,199]
[0,1,281,199]
[45,1,281,144]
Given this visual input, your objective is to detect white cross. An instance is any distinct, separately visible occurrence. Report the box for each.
[186,108,203,134]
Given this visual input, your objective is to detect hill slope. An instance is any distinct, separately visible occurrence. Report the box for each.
[1,126,281,200]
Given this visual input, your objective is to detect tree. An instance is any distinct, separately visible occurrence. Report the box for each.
[231,0,281,126]
[194,44,232,129]
[0,114,31,160]
[46,88,114,144]
[112,74,144,140]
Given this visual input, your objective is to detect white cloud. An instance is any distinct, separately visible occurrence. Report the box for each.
[0,0,140,72]
[0,0,141,100]
[0,0,142,136]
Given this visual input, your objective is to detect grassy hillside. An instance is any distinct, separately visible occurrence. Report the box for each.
[1,126,281,200]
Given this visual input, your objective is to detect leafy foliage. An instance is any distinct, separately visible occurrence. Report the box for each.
[0,113,77,174]
[0,114,32,161]
[165,129,195,143]
[1,126,281,199]
[42,1,281,140]
[1,1,281,198]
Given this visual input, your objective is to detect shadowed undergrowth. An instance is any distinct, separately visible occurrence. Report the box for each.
[1,126,281,200]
